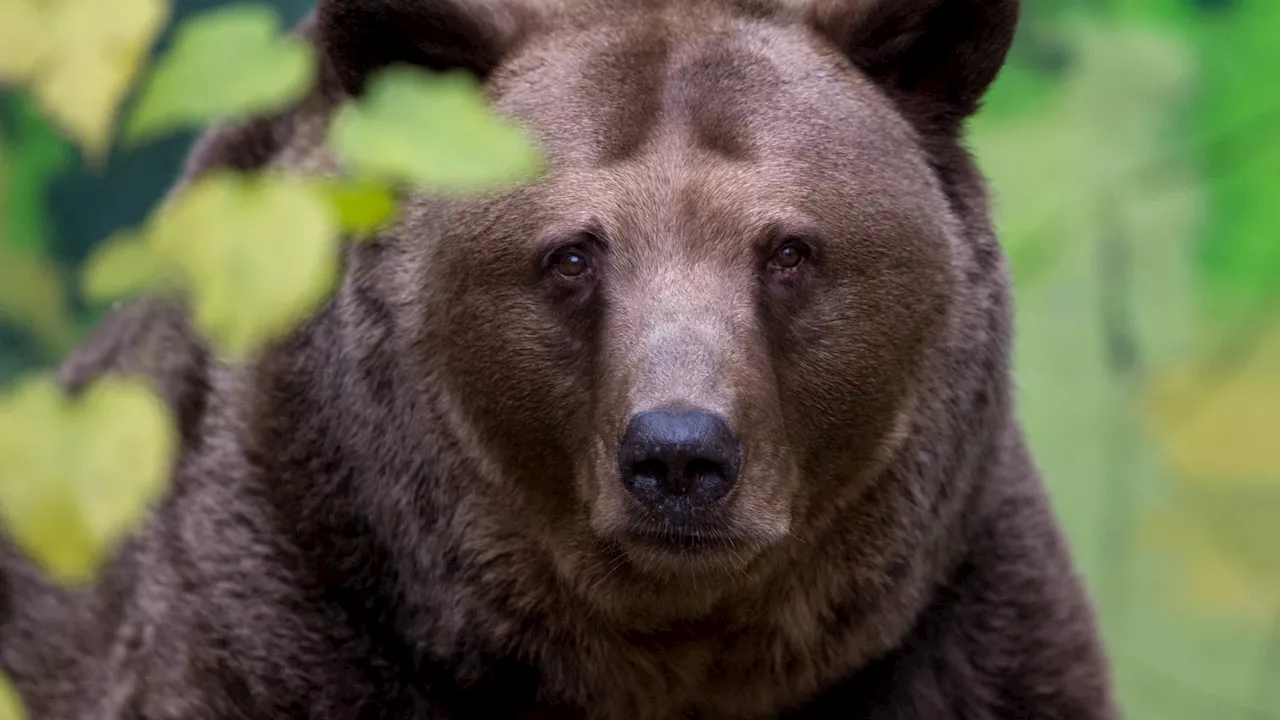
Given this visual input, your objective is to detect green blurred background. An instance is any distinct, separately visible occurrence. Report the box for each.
[1,0,1277,717]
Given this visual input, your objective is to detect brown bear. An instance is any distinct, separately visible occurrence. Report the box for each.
[0,0,1119,718]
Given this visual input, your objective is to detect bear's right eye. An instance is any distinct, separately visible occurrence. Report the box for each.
[547,246,591,278]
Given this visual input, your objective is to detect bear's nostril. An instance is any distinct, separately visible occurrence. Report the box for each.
[629,459,669,493]
[683,458,725,495]
[617,410,740,515]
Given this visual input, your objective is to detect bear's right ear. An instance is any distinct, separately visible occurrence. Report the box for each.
[317,0,551,95]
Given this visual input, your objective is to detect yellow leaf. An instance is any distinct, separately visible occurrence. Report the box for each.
[28,0,168,159]
[80,230,175,303]
[0,673,26,720]
[72,378,176,545]
[0,0,47,84]
[0,376,176,585]
[146,172,341,359]
[1147,321,1280,485]
[0,378,103,584]
[1182,547,1273,618]
[1142,485,1280,619]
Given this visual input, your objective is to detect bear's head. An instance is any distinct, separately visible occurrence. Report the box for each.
[317,0,1018,613]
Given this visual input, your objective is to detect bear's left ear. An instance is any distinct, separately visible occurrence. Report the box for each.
[317,0,554,96]
[808,0,1019,134]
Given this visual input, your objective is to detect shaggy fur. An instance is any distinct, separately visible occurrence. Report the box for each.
[0,1,1118,718]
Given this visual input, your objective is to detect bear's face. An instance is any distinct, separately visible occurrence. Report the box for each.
[416,15,956,578]
[321,0,1016,600]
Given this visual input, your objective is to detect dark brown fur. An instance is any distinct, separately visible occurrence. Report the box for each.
[0,1,1117,718]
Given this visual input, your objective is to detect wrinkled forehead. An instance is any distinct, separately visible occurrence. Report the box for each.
[487,7,941,231]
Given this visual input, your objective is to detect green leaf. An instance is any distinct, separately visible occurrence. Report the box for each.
[312,178,399,237]
[0,376,176,585]
[0,95,76,255]
[1193,1,1280,333]
[80,231,174,304]
[329,67,545,194]
[126,3,315,144]
[146,172,340,359]
[0,244,79,357]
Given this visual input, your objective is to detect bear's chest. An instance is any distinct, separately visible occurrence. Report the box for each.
[507,627,845,720]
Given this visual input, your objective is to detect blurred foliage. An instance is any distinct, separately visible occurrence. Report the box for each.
[969,1,1280,717]
[1194,1,1280,332]
[0,95,73,254]
[86,171,345,359]
[0,0,169,160]
[0,0,1276,718]
[0,243,77,358]
[314,178,399,237]
[329,67,546,193]
[0,0,543,716]
[126,3,315,143]
[0,97,78,358]
[0,678,19,720]
[0,375,175,585]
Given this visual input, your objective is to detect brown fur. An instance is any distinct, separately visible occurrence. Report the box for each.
[0,1,1117,718]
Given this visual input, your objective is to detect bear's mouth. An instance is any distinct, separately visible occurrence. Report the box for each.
[623,529,743,555]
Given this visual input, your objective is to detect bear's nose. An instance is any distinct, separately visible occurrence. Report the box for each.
[617,410,740,514]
